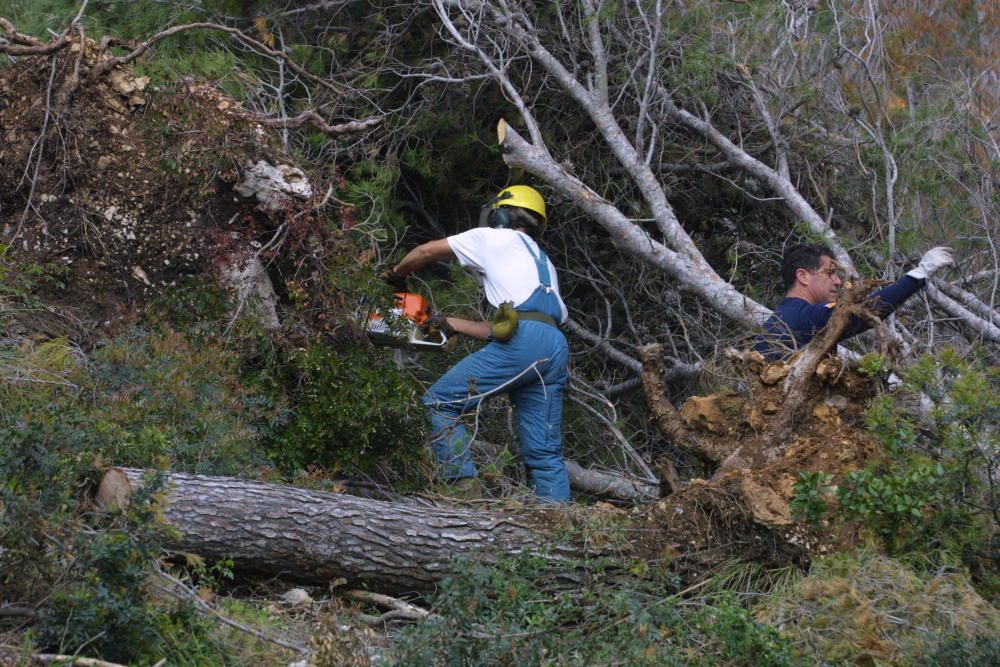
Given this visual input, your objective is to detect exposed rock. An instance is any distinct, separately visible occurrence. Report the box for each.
[221,256,281,330]
[739,475,792,526]
[235,160,314,211]
[760,362,789,385]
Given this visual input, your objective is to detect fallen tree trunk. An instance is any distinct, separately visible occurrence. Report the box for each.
[96,468,573,595]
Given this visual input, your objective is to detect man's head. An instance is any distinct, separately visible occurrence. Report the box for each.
[782,243,843,304]
[484,185,547,238]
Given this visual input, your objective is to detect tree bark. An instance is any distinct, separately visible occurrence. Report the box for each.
[96,468,569,595]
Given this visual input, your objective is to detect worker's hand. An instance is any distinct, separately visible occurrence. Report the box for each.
[422,314,454,336]
[907,247,954,280]
[381,267,408,291]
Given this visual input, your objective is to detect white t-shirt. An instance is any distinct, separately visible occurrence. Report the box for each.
[447,227,569,324]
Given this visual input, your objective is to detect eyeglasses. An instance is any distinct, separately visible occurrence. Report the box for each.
[816,267,846,280]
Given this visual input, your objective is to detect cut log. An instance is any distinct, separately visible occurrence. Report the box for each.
[96,468,571,594]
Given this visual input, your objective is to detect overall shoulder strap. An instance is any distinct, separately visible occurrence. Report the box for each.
[517,233,551,289]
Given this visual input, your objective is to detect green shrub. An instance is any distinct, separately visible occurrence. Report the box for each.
[264,344,428,475]
[85,328,279,474]
[790,471,834,524]
[851,353,998,572]
[35,524,164,663]
[784,352,999,598]
[0,420,92,602]
[919,636,1000,667]
[392,553,800,666]
[0,420,169,664]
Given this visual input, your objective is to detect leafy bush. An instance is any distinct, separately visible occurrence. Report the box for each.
[35,519,165,662]
[0,420,93,603]
[857,353,998,569]
[392,553,801,666]
[789,471,834,524]
[0,420,167,663]
[264,344,428,475]
[84,328,278,474]
[792,352,998,596]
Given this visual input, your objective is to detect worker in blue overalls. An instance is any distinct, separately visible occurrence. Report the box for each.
[384,185,570,502]
[755,243,953,360]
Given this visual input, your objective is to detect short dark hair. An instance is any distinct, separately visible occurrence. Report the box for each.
[781,243,834,291]
[505,206,545,239]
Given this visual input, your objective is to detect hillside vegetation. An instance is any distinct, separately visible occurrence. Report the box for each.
[1,1,997,665]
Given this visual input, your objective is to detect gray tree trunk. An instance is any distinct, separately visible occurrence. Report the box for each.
[97,468,569,595]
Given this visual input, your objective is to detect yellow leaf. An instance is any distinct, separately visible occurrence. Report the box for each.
[253,16,274,48]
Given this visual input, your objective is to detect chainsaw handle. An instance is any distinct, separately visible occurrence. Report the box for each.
[408,328,448,349]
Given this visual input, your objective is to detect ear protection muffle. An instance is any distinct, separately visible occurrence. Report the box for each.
[489,206,511,229]
[479,191,515,229]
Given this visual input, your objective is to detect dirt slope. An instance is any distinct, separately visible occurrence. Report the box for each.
[0,35,347,343]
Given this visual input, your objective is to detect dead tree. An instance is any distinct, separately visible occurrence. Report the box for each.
[96,467,589,595]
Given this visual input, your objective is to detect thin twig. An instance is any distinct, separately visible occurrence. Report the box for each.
[151,563,310,655]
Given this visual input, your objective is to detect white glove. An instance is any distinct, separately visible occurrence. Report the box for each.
[906,246,953,280]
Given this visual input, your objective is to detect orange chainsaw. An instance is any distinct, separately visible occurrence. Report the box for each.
[364,292,448,351]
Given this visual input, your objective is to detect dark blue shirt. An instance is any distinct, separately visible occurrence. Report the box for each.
[754,275,925,360]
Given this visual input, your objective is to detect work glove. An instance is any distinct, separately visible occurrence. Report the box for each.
[381,267,408,291]
[906,247,954,280]
[422,313,454,336]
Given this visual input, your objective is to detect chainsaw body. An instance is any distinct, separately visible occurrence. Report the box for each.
[365,292,448,351]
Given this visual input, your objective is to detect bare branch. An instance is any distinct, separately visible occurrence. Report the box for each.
[250,110,383,136]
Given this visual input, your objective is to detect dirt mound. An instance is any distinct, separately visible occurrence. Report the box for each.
[0,34,350,343]
[630,353,880,576]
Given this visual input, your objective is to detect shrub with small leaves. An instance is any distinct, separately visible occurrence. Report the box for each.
[264,344,428,475]
[851,351,998,593]
[393,553,801,666]
[790,471,834,524]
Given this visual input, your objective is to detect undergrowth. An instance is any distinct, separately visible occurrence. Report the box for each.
[791,351,999,601]
[391,553,802,667]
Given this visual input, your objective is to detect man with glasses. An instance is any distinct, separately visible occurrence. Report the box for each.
[755,243,953,360]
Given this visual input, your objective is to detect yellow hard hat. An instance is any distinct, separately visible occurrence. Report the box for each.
[491,185,547,226]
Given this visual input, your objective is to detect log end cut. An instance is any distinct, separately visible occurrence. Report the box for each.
[95,467,134,510]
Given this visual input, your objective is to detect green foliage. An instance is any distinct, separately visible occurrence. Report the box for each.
[0,420,166,663]
[264,344,427,474]
[0,258,68,307]
[836,462,942,550]
[784,352,998,599]
[1,329,278,475]
[393,553,801,666]
[918,636,1000,667]
[0,420,93,603]
[856,352,890,377]
[148,276,233,334]
[854,353,998,564]
[84,329,276,473]
[790,471,834,524]
[35,510,165,662]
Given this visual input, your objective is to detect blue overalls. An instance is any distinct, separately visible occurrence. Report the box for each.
[422,235,571,502]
